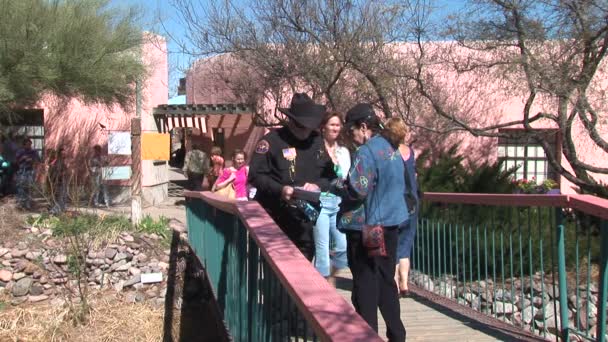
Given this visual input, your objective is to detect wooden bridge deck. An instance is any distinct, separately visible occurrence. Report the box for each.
[334,270,542,342]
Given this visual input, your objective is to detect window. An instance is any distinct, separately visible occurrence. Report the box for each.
[2,110,45,159]
[498,129,559,183]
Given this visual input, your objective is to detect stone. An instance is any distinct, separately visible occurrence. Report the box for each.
[105,248,118,259]
[28,294,49,303]
[39,276,48,284]
[494,302,518,314]
[522,306,534,324]
[125,291,146,303]
[12,277,33,297]
[546,286,559,299]
[23,262,38,275]
[0,248,9,258]
[158,262,169,271]
[53,255,67,264]
[11,249,27,258]
[494,289,518,303]
[29,284,44,296]
[122,234,134,242]
[12,272,26,281]
[114,252,128,262]
[437,281,456,298]
[129,267,141,276]
[115,262,132,272]
[110,260,127,272]
[11,297,27,306]
[136,253,148,263]
[32,271,42,279]
[0,269,12,282]
[25,251,41,261]
[516,298,532,311]
[534,303,556,320]
[124,274,141,287]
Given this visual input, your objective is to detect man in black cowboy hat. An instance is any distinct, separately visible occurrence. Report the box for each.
[248,93,336,261]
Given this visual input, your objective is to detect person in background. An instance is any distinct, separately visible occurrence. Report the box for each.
[335,103,407,342]
[212,149,249,201]
[248,93,335,261]
[89,145,111,208]
[48,147,68,214]
[208,146,225,189]
[0,143,10,196]
[15,138,41,210]
[2,132,18,194]
[313,111,350,284]
[182,143,210,191]
[383,117,420,297]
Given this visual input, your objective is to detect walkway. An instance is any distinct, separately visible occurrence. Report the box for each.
[334,270,542,341]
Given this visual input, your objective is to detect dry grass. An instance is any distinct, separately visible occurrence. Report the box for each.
[0,198,28,241]
[0,295,164,342]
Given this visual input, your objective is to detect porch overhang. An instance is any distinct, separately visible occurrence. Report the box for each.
[153,103,253,133]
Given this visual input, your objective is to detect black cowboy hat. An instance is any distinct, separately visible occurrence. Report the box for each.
[279,93,326,129]
[344,103,376,129]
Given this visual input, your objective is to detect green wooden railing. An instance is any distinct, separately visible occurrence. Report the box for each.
[184,191,382,342]
[412,193,608,342]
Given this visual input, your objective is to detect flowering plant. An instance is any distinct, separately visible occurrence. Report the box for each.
[511,177,558,194]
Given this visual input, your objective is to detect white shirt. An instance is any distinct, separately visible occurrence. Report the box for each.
[334,145,351,180]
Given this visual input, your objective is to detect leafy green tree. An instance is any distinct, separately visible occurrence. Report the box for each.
[0,0,147,115]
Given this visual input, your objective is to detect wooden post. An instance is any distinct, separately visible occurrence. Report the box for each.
[131,117,142,225]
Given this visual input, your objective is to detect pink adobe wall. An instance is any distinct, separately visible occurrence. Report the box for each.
[186,43,608,194]
[38,33,168,188]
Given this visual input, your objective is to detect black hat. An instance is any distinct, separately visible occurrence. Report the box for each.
[344,103,376,128]
[279,93,326,129]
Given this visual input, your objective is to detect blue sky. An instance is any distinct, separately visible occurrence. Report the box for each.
[112,0,464,96]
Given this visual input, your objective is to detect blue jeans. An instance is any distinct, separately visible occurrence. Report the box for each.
[313,194,347,277]
[16,169,35,209]
[92,173,110,207]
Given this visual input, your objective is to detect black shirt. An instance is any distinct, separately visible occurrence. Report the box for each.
[248,127,335,209]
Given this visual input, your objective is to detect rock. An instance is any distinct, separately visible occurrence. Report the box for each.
[151,297,165,309]
[11,297,27,306]
[158,262,169,271]
[12,272,26,281]
[495,289,518,303]
[105,248,118,259]
[136,253,148,263]
[110,260,127,272]
[0,248,9,258]
[114,252,128,262]
[437,281,455,298]
[129,267,141,276]
[12,277,33,297]
[522,306,534,324]
[17,242,27,250]
[534,303,556,320]
[464,293,478,303]
[29,284,44,296]
[53,255,67,264]
[39,276,48,284]
[115,262,132,272]
[0,269,12,282]
[516,298,532,311]
[122,234,134,242]
[124,274,141,287]
[546,286,559,299]
[32,271,42,279]
[23,262,39,275]
[28,294,49,303]
[125,291,146,303]
[494,302,518,314]
[532,294,550,308]
[25,251,41,261]
[11,249,27,258]
[104,258,114,265]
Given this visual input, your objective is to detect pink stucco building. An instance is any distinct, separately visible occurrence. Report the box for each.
[181,43,608,195]
[4,33,169,205]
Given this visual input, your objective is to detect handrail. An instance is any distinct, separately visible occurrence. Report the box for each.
[422,192,570,207]
[184,191,382,341]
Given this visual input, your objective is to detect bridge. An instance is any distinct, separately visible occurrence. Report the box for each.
[183,191,608,342]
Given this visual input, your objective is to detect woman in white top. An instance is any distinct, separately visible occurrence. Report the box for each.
[313,111,351,284]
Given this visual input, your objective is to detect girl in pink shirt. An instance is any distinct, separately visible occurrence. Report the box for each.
[212,149,249,201]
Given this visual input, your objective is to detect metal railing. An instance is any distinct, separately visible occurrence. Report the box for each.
[412,193,608,342]
[184,191,382,342]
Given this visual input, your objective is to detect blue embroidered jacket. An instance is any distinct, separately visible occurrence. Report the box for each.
[337,135,408,231]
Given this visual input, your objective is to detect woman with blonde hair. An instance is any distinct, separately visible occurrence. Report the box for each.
[383,117,420,297]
